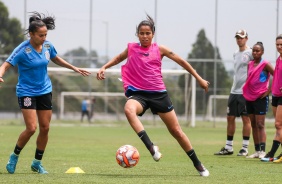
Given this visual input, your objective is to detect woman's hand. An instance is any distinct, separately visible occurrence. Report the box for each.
[260,89,271,99]
[73,67,91,77]
[198,78,210,93]
[0,77,4,88]
[97,67,106,80]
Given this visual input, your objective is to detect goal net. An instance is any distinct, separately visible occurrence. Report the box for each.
[205,95,229,122]
[205,95,275,122]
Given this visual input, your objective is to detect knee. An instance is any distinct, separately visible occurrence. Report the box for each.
[26,126,37,136]
[257,121,265,129]
[40,125,50,134]
[169,127,184,139]
[124,105,137,116]
[275,121,282,130]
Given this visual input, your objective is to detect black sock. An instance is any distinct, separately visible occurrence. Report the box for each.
[187,149,201,166]
[14,145,22,155]
[137,130,154,155]
[259,142,266,152]
[35,149,44,160]
[243,136,250,140]
[269,140,281,157]
[227,135,233,141]
[255,144,260,151]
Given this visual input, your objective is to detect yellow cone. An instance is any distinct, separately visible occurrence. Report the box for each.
[65,167,85,173]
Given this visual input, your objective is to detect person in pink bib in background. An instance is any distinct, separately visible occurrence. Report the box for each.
[97,14,210,177]
[261,34,282,163]
[242,42,274,159]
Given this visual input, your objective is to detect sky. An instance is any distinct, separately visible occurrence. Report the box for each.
[1,0,281,70]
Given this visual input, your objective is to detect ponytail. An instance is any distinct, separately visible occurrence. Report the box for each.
[25,12,55,34]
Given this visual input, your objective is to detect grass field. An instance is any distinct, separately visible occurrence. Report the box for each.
[0,119,282,184]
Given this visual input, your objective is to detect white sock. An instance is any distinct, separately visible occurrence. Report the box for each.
[242,140,249,150]
[225,140,233,150]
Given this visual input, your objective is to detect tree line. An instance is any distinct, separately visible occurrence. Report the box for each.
[0,1,232,116]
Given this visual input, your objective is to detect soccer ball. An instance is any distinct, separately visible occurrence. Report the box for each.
[116,145,140,168]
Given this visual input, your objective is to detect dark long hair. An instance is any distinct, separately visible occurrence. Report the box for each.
[254,41,264,51]
[276,34,282,40]
[136,14,155,35]
[25,12,55,35]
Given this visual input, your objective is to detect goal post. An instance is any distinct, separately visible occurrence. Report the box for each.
[205,95,229,121]
[60,91,125,119]
[48,67,196,127]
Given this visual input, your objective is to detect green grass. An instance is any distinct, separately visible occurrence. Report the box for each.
[0,120,281,183]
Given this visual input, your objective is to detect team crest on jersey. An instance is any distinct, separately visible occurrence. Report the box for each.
[44,44,50,49]
[25,47,32,54]
[45,51,50,60]
[23,97,32,107]
[242,54,250,62]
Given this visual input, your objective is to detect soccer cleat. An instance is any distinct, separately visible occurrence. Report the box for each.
[273,153,282,163]
[260,152,277,162]
[258,151,266,159]
[246,151,260,158]
[237,149,248,156]
[152,145,162,162]
[214,147,233,155]
[31,159,48,174]
[194,163,209,177]
[6,153,19,174]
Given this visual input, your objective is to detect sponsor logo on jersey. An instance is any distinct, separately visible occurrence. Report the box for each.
[25,47,32,54]
[44,44,50,49]
[242,54,250,62]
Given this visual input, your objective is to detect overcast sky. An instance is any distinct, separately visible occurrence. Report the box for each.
[1,0,281,70]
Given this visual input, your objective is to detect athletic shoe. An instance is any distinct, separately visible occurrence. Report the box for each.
[258,151,266,159]
[237,149,248,156]
[260,152,277,162]
[6,153,19,174]
[194,163,209,177]
[273,153,282,163]
[31,159,48,174]
[214,147,233,155]
[246,151,259,158]
[152,145,162,161]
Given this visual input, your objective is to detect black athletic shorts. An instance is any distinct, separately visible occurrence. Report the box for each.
[272,96,282,107]
[127,91,173,116]
[227,94,248,117]
[18,92,52,110]
[246,96,269,115]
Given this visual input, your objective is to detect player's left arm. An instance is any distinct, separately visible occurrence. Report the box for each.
[260,62,274,98]
[159,45,209,92]
[51,56,91,77]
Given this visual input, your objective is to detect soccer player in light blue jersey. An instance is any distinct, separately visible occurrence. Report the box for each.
[0,12,91,174]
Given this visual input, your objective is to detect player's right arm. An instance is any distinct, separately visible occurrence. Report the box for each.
[0,62,12,84]
[96,48,128,80]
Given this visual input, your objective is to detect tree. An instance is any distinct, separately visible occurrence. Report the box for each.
[179,29,231,114]
[0,1,24,55]
[0,1,25,112]
[62,47,99,68]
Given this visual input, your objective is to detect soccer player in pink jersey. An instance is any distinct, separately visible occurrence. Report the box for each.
[242,42,274,159]
[97,15,210,176]
[261,34,282,163]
